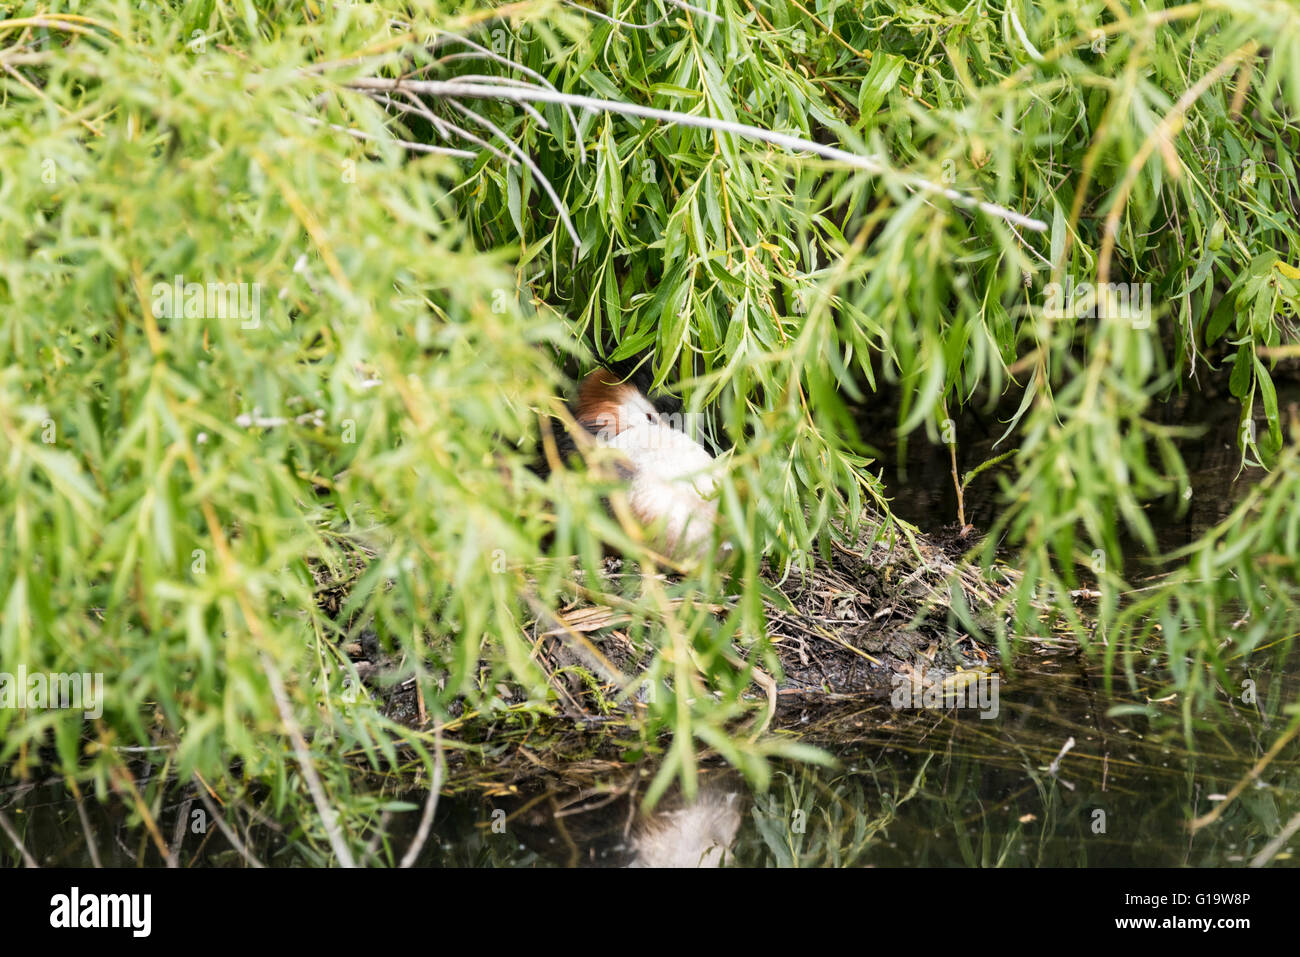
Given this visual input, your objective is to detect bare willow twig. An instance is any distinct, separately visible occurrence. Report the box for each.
[1250,808,1300,868]
[428,32,587,161]
[436,71,551,126]
[399,723,445,867]
[295,109,477,158]
[446,97,584,250]
[193,779,266,868]
[343,77,1048,232]
[261,653,357,867]
[0,808,38,867]
[563,1,671,30]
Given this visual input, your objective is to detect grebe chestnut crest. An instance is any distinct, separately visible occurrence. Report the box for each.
[574,368,723,563]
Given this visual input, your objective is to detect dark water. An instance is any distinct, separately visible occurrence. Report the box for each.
[7,654,1296,867]
[4,381,1299,867]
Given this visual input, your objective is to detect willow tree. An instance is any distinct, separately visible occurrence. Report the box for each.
[2,0,1298,862]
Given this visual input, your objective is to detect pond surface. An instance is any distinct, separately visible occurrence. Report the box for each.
[365,650,1297,867]
[7,650,1296,867]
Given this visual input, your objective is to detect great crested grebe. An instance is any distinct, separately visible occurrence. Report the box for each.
[572,367,722,563]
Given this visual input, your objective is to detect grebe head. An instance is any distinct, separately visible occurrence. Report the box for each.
[576,368,662,440]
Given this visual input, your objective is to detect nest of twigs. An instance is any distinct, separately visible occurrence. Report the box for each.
[320,513,1010,733]
[759,522,1005,705]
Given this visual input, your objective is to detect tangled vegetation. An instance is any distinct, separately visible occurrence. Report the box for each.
[2,0,1299,863]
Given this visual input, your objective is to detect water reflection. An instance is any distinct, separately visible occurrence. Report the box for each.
[390,654,1299,867]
